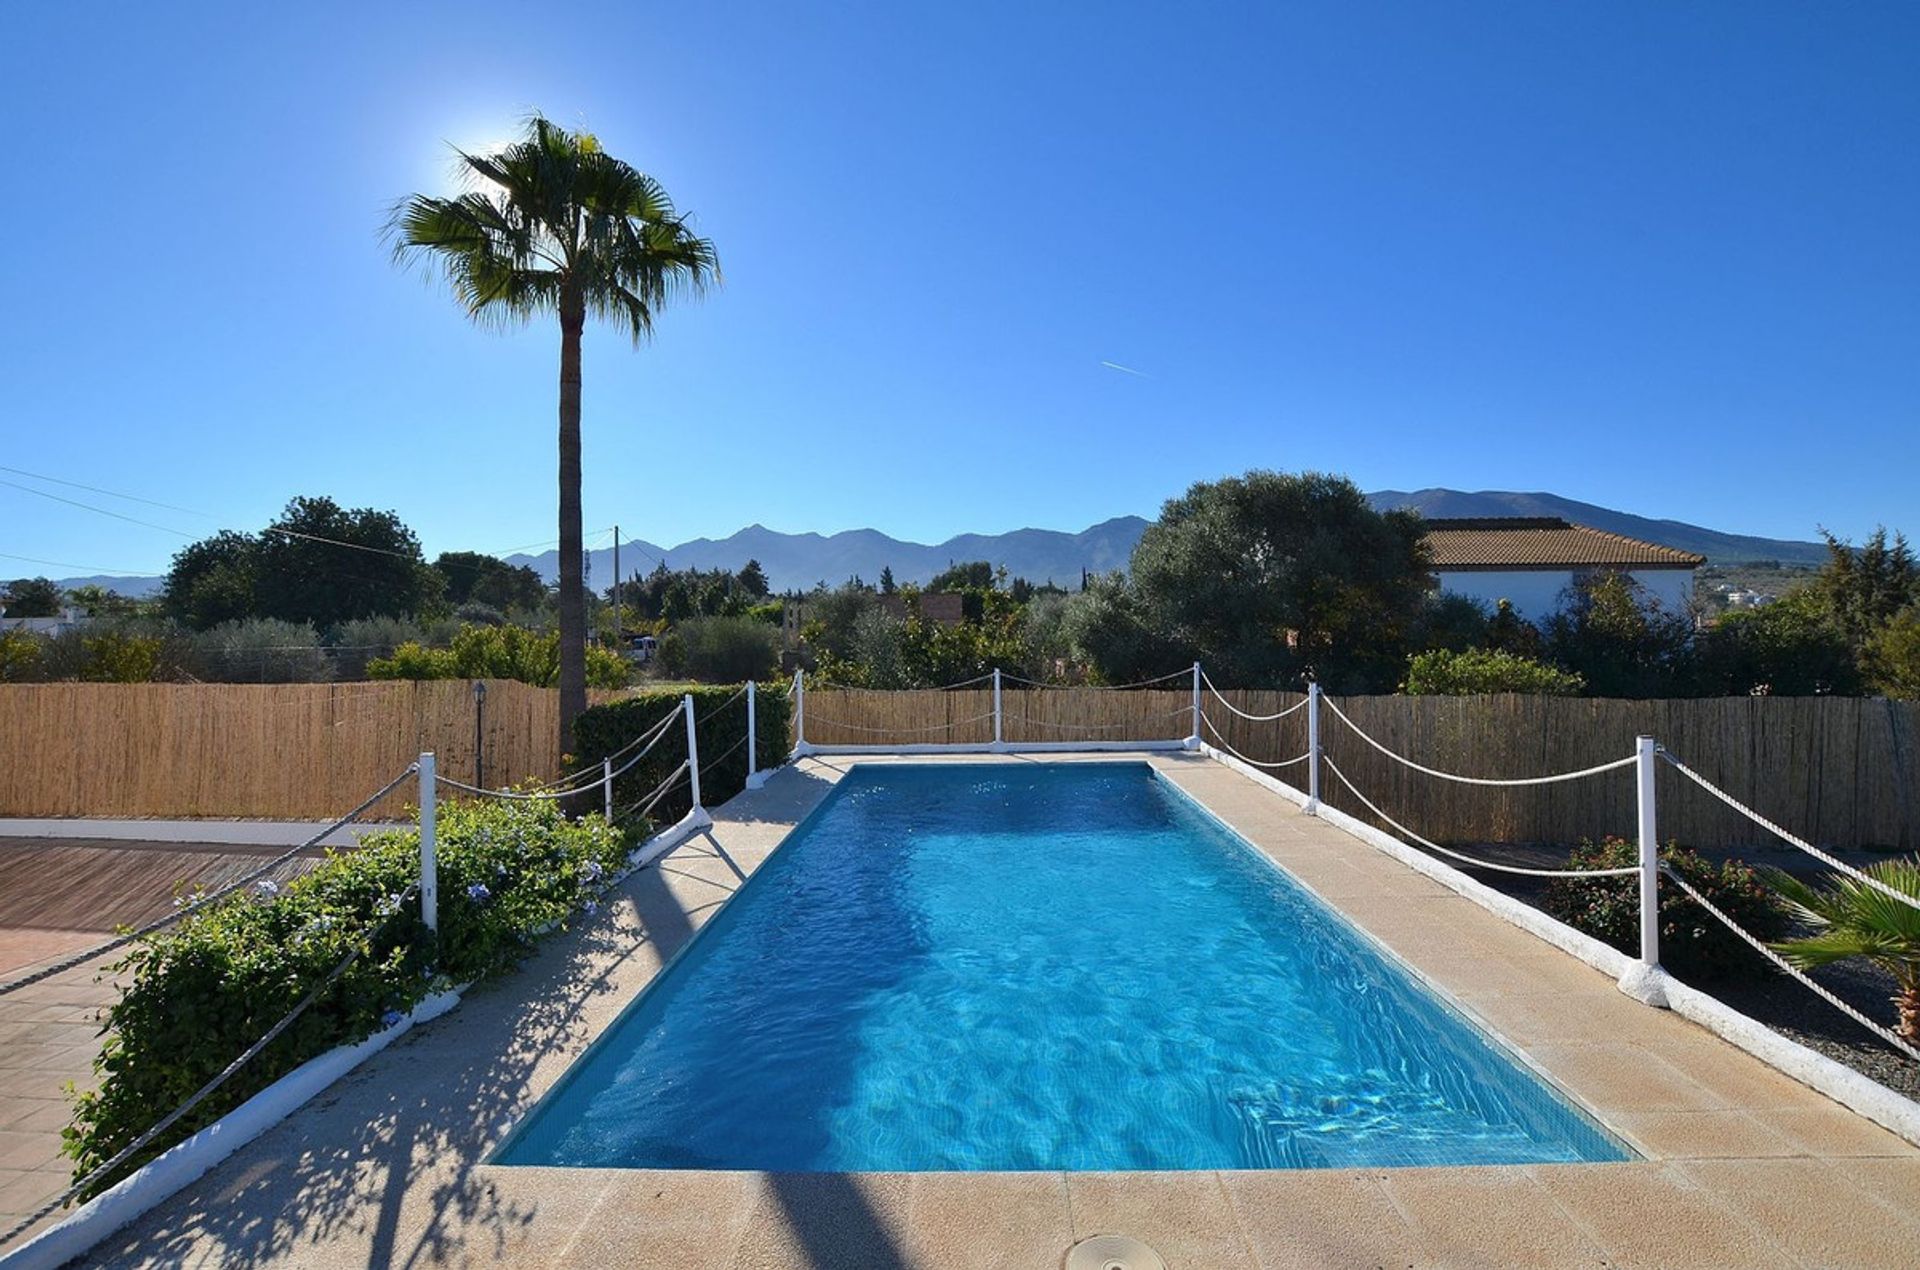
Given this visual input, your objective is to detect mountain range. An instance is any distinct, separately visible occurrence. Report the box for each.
[46,490,1828,598]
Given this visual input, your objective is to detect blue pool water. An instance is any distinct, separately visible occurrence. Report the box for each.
[498,763,1627,1171]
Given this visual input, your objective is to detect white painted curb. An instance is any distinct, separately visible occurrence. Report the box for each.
[791,739,1189,757]
[1200,743,1920,1150]
[0,990,462,1270]
[0,819,404,848]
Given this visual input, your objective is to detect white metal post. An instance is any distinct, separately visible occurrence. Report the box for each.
[745,679,761,789]
[1637,734,1660,969]
[418,751,438,935]
[602,756,614,822]
[1306,682,1322,814]
[794,668,807,753]
[992,668,1004,748]
[1189,661,1202,748]
[683,694,703,811]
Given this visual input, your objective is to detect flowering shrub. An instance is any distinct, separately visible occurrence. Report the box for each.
[64,798,628,1193]
[1542,837,1788,980]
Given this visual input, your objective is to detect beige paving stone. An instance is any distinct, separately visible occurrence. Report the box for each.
[902,1170,1074,1270]
[1829,1154,1920,1211]
[1530,1162,1798,1268]
[1605,1110,1801,1160]
[1222,1168,1432,1269]
[727,1172,914,1270]
[1750,1105,1917,1157]
[1517,1043,1730,1114]
[1679,1157,1920,1268]
[538,1169,754,1270]
[1065,1171,1257,1269]
[1378,1165,1612,1268]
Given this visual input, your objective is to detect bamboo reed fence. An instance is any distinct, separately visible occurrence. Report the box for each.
[799,686,1919,850]
[0,681,619,821]
[5,680,1913,848]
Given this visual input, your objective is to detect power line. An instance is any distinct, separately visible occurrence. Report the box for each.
[0,552,162,577]
[0,478,195,538]
[0,464,214,519]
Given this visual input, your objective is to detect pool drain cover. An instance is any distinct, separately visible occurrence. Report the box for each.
[1066,1234,1166,1270]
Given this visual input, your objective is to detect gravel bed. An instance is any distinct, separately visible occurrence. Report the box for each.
[1404,840,1920,1102]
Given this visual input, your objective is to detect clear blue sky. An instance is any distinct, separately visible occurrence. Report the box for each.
[3,2,1915,579]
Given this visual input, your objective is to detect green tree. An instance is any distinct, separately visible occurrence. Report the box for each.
[1815,528,1917,651]
[253,497,441,627]
[1,577,62,617]
[390,114,718,752]
[64,584,144,619]
[737,559,770,599]
[1542,572,1696,698]
[434,551,548,613]
[929,561,996,592]
[1124,470,1431,689]
[1696,589,1859,696]
[1863,607,1920,700]
[878,565,896,596]
[162,532,258,630]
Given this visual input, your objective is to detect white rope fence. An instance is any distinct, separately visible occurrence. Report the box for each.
[1320,755,1640,879]
[1662,867,1920,1062]
[1320,695,1639,787]
[1659,747,1920,916]
[1200,711,1310,768]
[1200,670,1306,722]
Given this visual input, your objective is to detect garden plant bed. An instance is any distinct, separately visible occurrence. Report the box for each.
[1410,840,1920,1102]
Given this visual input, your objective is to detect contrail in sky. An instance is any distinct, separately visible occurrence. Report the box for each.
[1100,360,1149,377]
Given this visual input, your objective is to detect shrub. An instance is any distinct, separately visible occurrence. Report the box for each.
[573,683,792,824]
[327,615,428,680]
[1542,838,1789,980]
[368,624,628,689]
[0,627,42,681]
[65,798,629,1193]
[1403,648,1584,696]
[190,618,331,683]
[659,615,781,682]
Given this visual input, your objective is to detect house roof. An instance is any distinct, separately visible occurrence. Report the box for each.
[1423,518,1705,571]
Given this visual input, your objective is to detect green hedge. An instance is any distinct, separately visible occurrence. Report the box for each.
[572,682,791,825]
[65,799,628,1194]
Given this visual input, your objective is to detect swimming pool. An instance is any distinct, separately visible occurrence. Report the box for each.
[498,762,1627,1171]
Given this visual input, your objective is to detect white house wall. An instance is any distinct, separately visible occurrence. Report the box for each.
[1436,568,1695,623]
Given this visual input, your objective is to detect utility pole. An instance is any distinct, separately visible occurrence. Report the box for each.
[612,525,621,639]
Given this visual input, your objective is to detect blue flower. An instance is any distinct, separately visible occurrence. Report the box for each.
[253,879,280,899]
[582,899,599,916]
[580,860,604,884]
[466,882,492,904]
[375,893,403,917]
[380,1009,405,1028]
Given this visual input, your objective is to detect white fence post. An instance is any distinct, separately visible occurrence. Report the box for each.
[794,668,807,755]
[992,668,1004,749]
[1619,734,1670,1007]
[1306,683,1322,815]
[684,694,703,812]
[1188,661,1202,748]
[745,680,764,789]
[418,751,437,936]
[1637,734,1660,969]
[602,756,613,822]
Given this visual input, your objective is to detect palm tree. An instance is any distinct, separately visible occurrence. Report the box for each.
[389,116,717,750]
[1764,859,1920,1042]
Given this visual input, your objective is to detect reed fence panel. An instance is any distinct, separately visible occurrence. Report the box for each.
[0,681,618,821]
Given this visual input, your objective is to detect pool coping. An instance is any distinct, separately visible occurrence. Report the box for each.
[71,751,1920,1268]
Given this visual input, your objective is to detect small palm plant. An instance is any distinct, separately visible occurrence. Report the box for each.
[1764,859,1920,1042]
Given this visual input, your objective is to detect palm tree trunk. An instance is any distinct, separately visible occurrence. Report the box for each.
[556,294,588,757]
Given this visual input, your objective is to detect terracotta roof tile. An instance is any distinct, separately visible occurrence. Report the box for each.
[1423,518,1705,570]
